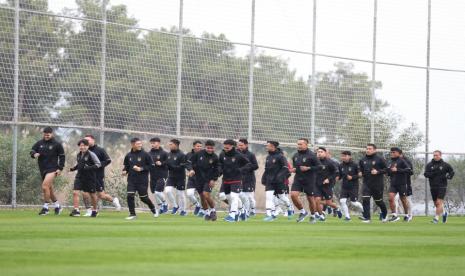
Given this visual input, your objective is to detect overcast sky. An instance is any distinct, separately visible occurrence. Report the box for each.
[48,0,465,153]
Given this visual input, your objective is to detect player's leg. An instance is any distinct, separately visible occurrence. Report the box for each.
[137,182,157,217]
[388,186,399,221]
[164,179,178,214]
[176,178,187,216]
[82,192,93,216]
[96,178,121,211]
[155,178,168,214]
[39,172,55,215]
[125,182,137,220]
[373,186,388,222]
[69,178,82,217]
[186,178,201,214]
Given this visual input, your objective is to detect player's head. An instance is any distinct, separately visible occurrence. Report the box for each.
[390,147,402,158]
[169,139,180,151]
[366,143,377,155]
[223,139,236,152]
[84,134,96,147]
[193,140,203,152]
[77,139,89,152]
[237,138,248,151]
[340,150,352,162]
[297,138,309,151]
[130,137,143,151]
[42,126,53,140]
[266,141,279,152]
[433,150,442,161]
[205,140,215,154]
[317,147,327,159]
[150,137,161,149]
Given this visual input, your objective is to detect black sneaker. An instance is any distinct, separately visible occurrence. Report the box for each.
[210,211,217,221]
[69,209,80,217]
[38,208,49,216]
[388,215,400,222]
[54,206,62,215]
[90,211,98,217]
[204,214,211,221]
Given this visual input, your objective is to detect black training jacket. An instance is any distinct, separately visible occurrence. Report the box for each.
[190,149,220,184]
[70,150,101,184]
[359,154,387,187]
[30,138,65,173]
[89,145,111,180]
[148,148,168,179]
[338,160,360,190]
[218,149,251,182]
[387,157,411,187]
[123,149,154,184]
[261,149,289,185]
[238,149,259,185]
[424,159,454,188]
[166,149,190,179]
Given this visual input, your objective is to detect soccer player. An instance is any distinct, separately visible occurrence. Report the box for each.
[186,141,203,216]
[424,150,455,224]
[397,152,414,221]
[165,139,189,216]
[69,139,101,217]
[80,135,121,216]
[237,138,259,217]
[359,143,388,223]
[387,147,411,222]
[30,127,65,216]
[337,151,363,221]
[262,141,293,222]
[290,138,321,223]
[219,139,251,222]
[314,147,341,221]
[122,138,157,220]
[148,137,169,215]
[188,140,220,221]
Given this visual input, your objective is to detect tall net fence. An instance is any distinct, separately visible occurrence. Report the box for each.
[0,0,464,215]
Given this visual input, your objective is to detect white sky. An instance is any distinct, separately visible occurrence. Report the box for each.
[48,0,465,153]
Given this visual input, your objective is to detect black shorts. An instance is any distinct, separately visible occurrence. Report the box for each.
[242,181,256,192]
[265,182,287,194]
[196,182,213,194]
[223,181,242,194]
[166,177,185,190]
[150,177,166,193]
[315,184,333,200]
[389,184,408,196]
[186,177,197,190]
[127,181,149,196]
[430,186,447,202]
[40,168,58,180]
[74,178,96,193]
[340,186,358,202]
[73,178,82,191]
[362,182,384,201]
[291,178,315,196]
[407,183,413,196]
[96,178,105,192]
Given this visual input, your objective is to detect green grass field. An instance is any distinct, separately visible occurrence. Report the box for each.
[1,209,465,276]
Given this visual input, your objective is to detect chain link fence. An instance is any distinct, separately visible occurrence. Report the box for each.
[0,0,464,214]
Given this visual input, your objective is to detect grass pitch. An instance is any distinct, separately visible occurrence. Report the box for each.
[1,209,465,276]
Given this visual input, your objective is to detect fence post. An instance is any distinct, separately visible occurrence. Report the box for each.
[310,0,317,145]
[370,0,378,144]
[424,0,432,216]
[247,0,255,142]
[11,0,20,208]
[175,0,184,137]
[99,0,107,146]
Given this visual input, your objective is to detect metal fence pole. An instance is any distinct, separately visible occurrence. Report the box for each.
[99,0,107,146]
[424,0,432,216]
[175,0,184,137]
[11,0,20,208]
[247,0,255,142]
[370,0,378,144]
[310,0,317,145]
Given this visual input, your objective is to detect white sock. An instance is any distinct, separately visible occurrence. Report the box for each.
[176,189,186,211]
[155,191,166,205]
[219,192,227,202]
[186,188,200,207]
[229,192,239,217]
[299,208,307,214]
[53,201,60,208]
[340,198,350,218]
[164,186,177,208]
[43,203,49,209]
[351,201,363,213]
[265,191,275,217]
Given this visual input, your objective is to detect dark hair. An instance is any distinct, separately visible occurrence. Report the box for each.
[298,138,309,144]
[267,140,279,147]
[238,138,248,145]
[223,139,236,146]
[390,147,402,153]
[84,134,95,140]
[43,127,53,133]
[341,150,351,156]
[77,139,89,146]
[130,137,141,144]
[150,137,161,143]
[170,139,180,146]
[367,143,377,149]
[433,150,442,155]
[318,146,327,152]
[193,140,202,146]
[205,140,215,147]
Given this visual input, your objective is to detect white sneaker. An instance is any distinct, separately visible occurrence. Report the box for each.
[125,215,137,220]
[83,208,92,217]
[113,197,122,211]
[153,210,159,218]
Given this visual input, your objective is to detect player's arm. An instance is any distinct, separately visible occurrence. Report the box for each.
[30,141,41,158]
[57,143,65,171]
[86,151,102,169]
